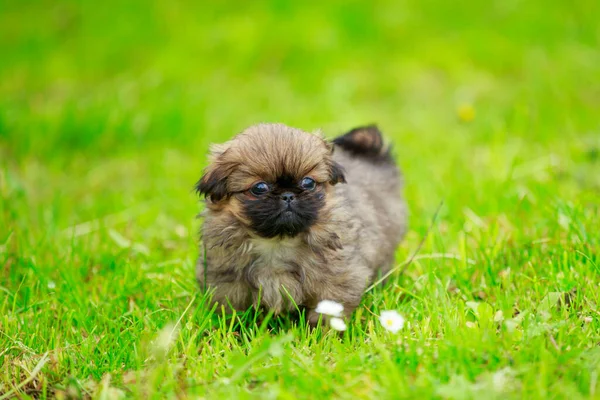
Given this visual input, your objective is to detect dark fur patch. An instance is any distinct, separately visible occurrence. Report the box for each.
[288,261,306,284]
[326,232,343,250]
[333,124,393,163]
[211,267,238,283]
[329,161,347,184]
[243,183,325,238]
[243,261,259,289]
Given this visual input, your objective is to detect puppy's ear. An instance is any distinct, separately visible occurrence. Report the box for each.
[329,161,346,185]
[195,144,235,202]
[195,169,228,202]
[323,139,346,185]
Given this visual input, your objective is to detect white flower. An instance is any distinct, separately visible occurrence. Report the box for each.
[329,317,347,331]
[379,310,405,333]
[315,300,344,317]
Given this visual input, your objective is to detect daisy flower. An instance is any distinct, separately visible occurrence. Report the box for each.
[329,317,347,331]
[315,300,344,318]
[379,310,405,333]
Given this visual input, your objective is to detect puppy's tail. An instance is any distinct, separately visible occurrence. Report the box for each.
[332,125,393,163]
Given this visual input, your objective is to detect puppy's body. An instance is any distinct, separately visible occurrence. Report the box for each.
[196,123,406,322]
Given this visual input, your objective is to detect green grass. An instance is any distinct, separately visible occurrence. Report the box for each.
[1,0,600,398]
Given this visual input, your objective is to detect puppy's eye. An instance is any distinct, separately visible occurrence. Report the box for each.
[250,182,270,196]
[300,177,316,191]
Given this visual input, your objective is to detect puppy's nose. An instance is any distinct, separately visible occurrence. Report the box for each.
[280,192,296,203]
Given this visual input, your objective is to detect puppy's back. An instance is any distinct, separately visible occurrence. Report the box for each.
[332,125,407,273]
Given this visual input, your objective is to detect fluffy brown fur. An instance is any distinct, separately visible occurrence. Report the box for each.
[196,123,407,324]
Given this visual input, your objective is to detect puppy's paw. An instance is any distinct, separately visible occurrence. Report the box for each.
[307,309,325,328]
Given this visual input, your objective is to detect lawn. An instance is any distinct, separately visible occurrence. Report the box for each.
[1,1,599,398]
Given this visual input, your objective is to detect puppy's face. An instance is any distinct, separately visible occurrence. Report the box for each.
[196,124,346,238]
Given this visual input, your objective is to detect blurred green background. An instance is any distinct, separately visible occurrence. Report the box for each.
[2,0,598,233]
[1,0,599,397]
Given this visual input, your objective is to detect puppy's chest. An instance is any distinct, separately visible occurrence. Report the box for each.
[249,237,323,286]
[249,237,306,272]
[239,237,320,311]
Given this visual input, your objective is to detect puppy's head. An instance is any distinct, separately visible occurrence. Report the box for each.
[196,123,346,238]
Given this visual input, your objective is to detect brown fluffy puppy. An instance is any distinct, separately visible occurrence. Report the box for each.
[196,123,407,324]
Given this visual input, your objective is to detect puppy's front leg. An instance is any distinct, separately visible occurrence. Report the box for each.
[197,262,253,312]
[305,263,372,327]
[209,281,253,313]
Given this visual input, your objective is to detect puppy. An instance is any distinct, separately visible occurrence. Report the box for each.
[195,123,407,324]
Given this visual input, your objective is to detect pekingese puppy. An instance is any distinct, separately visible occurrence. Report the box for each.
[195,123,407,324]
